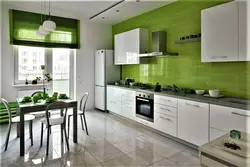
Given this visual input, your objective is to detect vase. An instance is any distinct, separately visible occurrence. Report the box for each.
[43,88,46,100]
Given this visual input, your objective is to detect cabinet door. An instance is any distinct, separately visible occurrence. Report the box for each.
[107,87,114,111]
[201,1,239,62]
[155,112,177,137]
[124,29,140,64]
[114,33,125,65]
[107,87,121,115]
[178,99,209,146]
[210,104,250,133]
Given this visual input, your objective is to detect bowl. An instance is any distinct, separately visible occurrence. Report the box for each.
[195,90,205,95]
[209,90,220,97]
[130,82,135,86]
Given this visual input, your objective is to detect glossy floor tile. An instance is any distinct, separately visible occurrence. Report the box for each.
[0,110,201,167]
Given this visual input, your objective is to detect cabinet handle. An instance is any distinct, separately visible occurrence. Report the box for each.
[159,116,171,121]
[185,103,200,108]
[160,107,171,112]
[160,98,171,102]
[126,105,132,109]
[137,98,149,102]
[210,56,227,59]
[231,112,250,117]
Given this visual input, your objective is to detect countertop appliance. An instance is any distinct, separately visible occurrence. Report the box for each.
[95,50,120,111]
[136,91,154,122]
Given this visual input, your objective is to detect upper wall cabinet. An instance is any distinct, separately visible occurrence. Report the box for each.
[201,1,249,62]
[114,28,148,65]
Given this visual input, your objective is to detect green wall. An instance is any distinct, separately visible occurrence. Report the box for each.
[112,0,250,98]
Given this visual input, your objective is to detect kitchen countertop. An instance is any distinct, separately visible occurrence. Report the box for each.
[200,133,250,167]
[107,84,250,110]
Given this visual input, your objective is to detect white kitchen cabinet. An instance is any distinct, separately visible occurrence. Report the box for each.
[210,104,250,135]
[136,117,154,128]
[107,86,122,115]
[178,99,209,146]
[114,33,125,65]
[201,1,248,62]
[210,127,227,141]
[154,112,177,137]
[154,103,177,118]
[154,95,177,108]
[114,28,148,65]
[121,96,135,120]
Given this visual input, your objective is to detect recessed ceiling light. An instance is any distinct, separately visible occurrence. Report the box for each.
[116,10,120,12]
[102,17,105,19]
[136,0,140,2]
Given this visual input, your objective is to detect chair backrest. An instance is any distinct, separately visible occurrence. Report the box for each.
[1,98,12,124]
[79,92,89,113]
[31,91,43,97]
[45,101,68,126]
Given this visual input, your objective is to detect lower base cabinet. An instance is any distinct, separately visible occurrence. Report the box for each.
[178,99,209,146]
[154,112,177,137]
[136,117,154,128]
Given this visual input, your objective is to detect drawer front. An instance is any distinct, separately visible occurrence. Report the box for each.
[154,95,177,107]
[121,96,135,106]
[210,127,227,141]
[154,104,177,117]
[155,112,177,137]
[210,104,250,133]
[121,89,136,98]
[121,104,135,120]
[136,118,154,128]
[201,155,227,167]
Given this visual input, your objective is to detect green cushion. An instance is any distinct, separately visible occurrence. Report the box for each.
[0,102,17,109]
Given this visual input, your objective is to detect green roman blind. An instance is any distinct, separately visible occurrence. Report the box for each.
[9,9,80,49]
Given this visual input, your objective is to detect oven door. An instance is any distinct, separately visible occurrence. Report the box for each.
[136,96,154,122]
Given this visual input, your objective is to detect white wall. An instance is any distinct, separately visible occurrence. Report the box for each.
[1,2,112,110]
[0,1,2,100]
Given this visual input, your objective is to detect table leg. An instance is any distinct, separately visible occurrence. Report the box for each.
[16,105,20,137]
[19,109,25,156]
[73,104,78,143]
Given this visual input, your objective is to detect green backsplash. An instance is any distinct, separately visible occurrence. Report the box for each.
[112,0,250,98]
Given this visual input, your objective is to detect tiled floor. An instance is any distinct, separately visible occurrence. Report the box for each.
[0,110,202,167]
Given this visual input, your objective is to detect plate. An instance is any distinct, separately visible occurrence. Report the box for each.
[203,94,224,98]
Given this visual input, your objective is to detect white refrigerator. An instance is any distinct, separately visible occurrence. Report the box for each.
[95,50,120,111]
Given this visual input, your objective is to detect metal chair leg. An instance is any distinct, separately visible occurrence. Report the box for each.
[40,123,44,147]
[61,124,64,142]
[67,116,70,138]
[83,114,89,135]
[4,123,12,151]
[80,114,84,130]
[63,124,69,151]
[29,120,33,146]
[46,126,50,155]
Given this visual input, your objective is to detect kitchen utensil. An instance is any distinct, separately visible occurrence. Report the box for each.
[195,90,205,95]
[209,89,220,97]
[154,83,161,92]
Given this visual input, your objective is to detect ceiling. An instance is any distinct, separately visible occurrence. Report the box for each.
[3,0,176,24]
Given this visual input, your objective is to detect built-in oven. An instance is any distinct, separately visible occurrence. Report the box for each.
[136,92,154,122]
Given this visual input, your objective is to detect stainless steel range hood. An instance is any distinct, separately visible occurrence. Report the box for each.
[139,31,178,57]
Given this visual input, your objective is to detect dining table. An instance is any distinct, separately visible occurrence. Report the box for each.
[16,98,78,156]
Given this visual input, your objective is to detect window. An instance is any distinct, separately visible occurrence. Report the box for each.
[14,46,75,98]
[16,46,45,81]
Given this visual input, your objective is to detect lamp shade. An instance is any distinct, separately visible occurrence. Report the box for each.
[36,30,46,37]
[39,25,49,34]
[43,20,56,31]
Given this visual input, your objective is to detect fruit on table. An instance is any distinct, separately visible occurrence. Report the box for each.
[58,94,68,99]
[224,142,241,150]
[22,96,32,102]
[46,97,57,103]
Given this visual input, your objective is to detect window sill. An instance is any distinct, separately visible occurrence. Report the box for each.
[12,83,51,88]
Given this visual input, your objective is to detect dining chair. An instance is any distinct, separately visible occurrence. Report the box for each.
[30,91,46,117]
[1,98,35,151]
[67,92,89,137]
[40,101,69,155]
